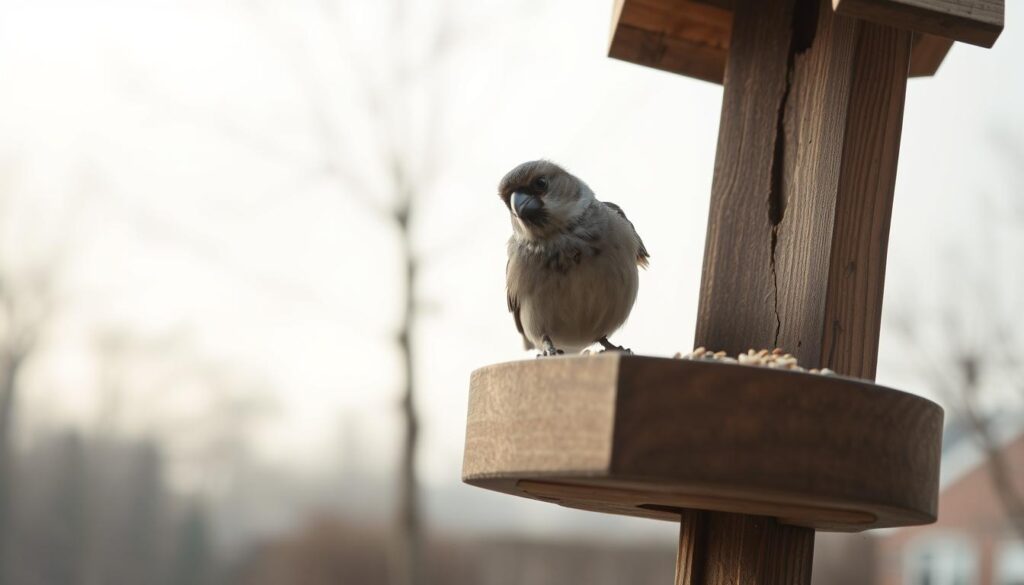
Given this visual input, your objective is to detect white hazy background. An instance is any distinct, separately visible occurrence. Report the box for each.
[1,0,1022,552]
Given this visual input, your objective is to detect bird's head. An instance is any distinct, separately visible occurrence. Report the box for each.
[498,160,594,240]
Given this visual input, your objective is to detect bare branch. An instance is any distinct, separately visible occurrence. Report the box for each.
[888,216,1024,540]
[246,0,393,219]
[958,384,1024,540]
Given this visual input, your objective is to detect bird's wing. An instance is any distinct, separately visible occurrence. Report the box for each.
[603,201,650,268]
[506,256,534,350]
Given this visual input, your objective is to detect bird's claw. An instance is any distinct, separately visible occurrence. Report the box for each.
[536,335,564,358]
[597,337,632,354]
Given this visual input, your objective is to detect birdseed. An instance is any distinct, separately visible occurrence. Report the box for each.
[675,347,835,375]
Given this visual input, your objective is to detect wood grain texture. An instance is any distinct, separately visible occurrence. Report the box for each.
[821,22,912,379]
[773,0,861,377]
[462,355,944,532]
[675,510,707,585]
[608,0,731,83]
[462,356,618,479]
[696,0,912,381]
[693,0,794,356]
[608,0,959,81]
[834,0,1003,47]
[698,513,814,585]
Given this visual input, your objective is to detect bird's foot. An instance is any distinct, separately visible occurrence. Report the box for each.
[598,337,633,354]
[536,335,564,358]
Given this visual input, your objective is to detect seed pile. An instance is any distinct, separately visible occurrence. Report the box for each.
[674,347,835,375]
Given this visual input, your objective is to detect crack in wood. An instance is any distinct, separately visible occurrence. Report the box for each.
[769,227,782,347]
[768,0,819,349]
[767,49,793,349]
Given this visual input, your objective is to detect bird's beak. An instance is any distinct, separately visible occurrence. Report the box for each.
[511,191,543,221]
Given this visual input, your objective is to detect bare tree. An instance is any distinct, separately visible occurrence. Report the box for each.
[0,278,51,585]
[0,171,63,585]
[236,3,474,584]
[115,1,500,580]
[889,139,1024,540]
[891,314,1024,540]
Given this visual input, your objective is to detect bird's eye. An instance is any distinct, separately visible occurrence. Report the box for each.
[533,177,549,192]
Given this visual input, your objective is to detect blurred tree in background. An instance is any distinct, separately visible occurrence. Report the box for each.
[235,1,480,583]
[0,166,63,585]
[891,138,1024,539]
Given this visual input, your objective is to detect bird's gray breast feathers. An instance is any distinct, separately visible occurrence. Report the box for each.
[506,202,645,351]
[511,236,597,275]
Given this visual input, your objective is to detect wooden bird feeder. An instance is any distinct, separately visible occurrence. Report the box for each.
[463,0,1004,583]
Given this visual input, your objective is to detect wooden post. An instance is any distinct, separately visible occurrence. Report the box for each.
[675,512,815,585]
[689,0,912,581]
[696,0,911,381]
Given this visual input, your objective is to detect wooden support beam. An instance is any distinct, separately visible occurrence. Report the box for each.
[908,33,953,76]
[695,0,912,381]
[820,21,912,378]
[675,512,815,585]
[833,0,1003,48]
[675,510,707,584]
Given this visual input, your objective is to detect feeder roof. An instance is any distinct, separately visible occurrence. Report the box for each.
[609,0,1003,83]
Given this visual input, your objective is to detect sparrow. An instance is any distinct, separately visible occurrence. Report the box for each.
[500,160,649,357]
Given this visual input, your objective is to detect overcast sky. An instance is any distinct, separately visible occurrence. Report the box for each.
[0,0,1021,539]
